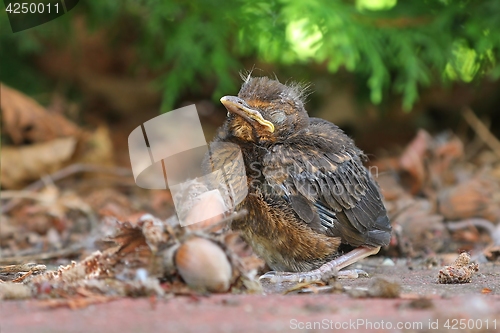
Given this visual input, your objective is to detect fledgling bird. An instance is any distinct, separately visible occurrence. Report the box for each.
[205,75,391,283]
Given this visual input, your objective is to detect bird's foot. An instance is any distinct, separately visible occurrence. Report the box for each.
[260,246,379,284]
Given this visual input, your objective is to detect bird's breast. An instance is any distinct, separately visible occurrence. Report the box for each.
[233,192,341,272]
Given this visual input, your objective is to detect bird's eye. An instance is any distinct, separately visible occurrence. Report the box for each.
[270,110,286,124]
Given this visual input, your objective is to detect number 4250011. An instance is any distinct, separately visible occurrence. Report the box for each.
[5,2,60,14]
[444,318,496,330]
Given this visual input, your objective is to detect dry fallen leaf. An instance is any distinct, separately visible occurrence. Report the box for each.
[481,287,492,294]
[76,125,114,167]
[438,176,497,221]
[1,83,80,144]
[430,133,464,186]
[399,129,432,194]
[108,220,150,256]
[376,172,410,202]
[1,137,77,188]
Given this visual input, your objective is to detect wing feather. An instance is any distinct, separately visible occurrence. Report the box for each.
[263,118,391,247]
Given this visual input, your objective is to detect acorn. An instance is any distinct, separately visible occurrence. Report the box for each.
[175,237,232,293]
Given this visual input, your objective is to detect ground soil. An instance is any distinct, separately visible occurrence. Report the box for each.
[2,257,499,333]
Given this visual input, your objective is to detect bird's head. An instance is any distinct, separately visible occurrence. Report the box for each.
[220,76,310,143]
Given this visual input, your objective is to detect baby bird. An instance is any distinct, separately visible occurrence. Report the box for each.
[205,75,391,283]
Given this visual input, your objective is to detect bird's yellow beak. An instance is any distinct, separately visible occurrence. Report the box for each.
[220,96,275,133]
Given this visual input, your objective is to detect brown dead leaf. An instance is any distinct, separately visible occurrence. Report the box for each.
[76,125,114,166]
[4,185,93,236]
[0,215,16,240]
[1,83,80,144]
[85,188,135,220]
[1,137,77,188]
[399,129,432,194]
[376,173,410,202]
[9,205,54,234]
[438,176,497,221]
[481,287,492,294]
[110,221,150,256]
[429,133,464,187]
[106,214,171,257]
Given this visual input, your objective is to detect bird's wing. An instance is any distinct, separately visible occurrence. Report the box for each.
[262,118,391,247]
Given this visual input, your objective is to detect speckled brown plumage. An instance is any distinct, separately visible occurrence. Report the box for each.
[204,76,391,277]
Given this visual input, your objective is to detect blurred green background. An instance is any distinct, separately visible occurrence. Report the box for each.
[2,0,500,154]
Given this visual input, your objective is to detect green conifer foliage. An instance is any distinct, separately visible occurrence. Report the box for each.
[1,0,499,111]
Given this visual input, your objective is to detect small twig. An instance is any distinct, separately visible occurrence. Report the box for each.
[0,263,46,282]
[0,263,46,274]
[1,163,132,214]
[25,164,132,192]
[11,270,34,283]
[0,246,84,265]
[462,107,500,159]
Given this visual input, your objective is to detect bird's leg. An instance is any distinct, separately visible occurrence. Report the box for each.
[259,246,380,283]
